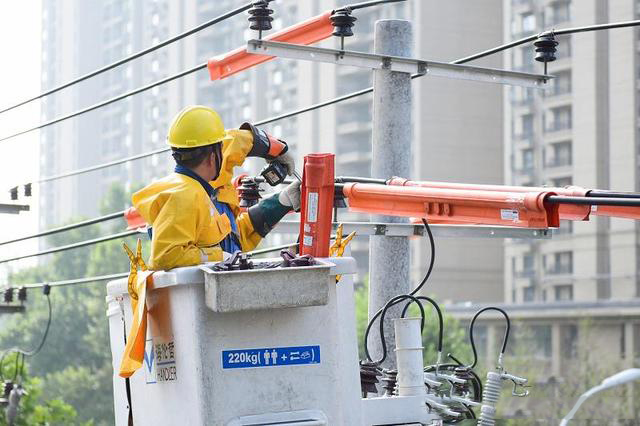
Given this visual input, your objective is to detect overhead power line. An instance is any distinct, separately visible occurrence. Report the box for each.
[0,230,138,264]
[5,19,640,192]
[453,19,640,65]
[0,210,126,247]
[0,2,252,115]
[0,63,207,143]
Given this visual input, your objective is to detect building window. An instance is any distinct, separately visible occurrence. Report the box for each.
[545,106,572,132]
[546,252,573,275]
[550,176,572,187]
[561,324,578,358]
[521,13,536,34]
[523,286,535,302]
[546,71,571,97]
[546,141,572,167]
[554,284,573,301]
[522,148,534,170]
[547,1,571,26]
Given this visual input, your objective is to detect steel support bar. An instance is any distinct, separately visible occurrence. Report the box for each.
[0,203,30,214]
[272,221,550,239]
[246,39,552,88]
[0,305,25,314]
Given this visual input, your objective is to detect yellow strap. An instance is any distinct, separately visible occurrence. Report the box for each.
[119,239,153,378]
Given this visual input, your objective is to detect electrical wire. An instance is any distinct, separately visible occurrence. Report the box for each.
[451,306,511,370]
[452,19,640,65]
[0,3,253,115]
[363,218,435,364]
[547,195,640,207]
[4,18,640,186]
[0,210,126,247]
[0,62,207,143]
[0,230,138,264]
[0,288,52,382]
[338,0,407,12]
[401,295,444,353]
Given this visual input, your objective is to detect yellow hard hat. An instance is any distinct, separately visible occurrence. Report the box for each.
[167,105,232,149]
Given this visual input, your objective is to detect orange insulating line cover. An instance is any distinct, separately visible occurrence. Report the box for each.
[589,204,640,220]
[387,178,591,221]
[208,11,334,81]
[125,207,147,230]
[299,153,334,257]
[343,183,560,228]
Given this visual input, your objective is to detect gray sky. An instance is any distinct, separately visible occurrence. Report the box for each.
[0,2,41,273]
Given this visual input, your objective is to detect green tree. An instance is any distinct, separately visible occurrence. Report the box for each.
[0,353,78,426]
[0,182,142,425]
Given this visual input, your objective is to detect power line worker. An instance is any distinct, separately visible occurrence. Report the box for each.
[132,105,300,270]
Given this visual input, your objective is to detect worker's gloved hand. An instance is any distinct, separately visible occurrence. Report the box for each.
[278,180,301,212]
[248,184,300,237]
[241,122,295,176]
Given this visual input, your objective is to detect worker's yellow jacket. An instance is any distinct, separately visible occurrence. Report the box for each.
[132,129,262,270]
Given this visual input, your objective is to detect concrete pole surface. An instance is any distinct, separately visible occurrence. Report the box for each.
[367,20,413,372]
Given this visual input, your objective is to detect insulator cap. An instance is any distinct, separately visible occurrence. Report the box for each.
[330,9,357,38]
[237,180,263,208]
[3,288,13,303]
[9,187,18,201]
[534,34,558,63]
[17,287,27,302]
[248,1,274,32]
[24,183,32,197]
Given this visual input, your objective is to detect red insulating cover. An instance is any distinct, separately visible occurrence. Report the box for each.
[299,154,334,257]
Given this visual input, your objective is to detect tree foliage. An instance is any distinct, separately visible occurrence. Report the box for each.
[0,183,137,425]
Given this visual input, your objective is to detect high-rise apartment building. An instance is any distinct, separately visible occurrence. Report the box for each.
[448,2,640,410]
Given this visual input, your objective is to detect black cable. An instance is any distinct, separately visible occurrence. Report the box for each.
[547,195,640,207]
[452,19,640,65]
[363,218,435,363]
[454,306,511,370]
[0,290,52,382]
[401,296,443,353]
[0,210,126,247]
[38,148,170,185]
[364,294,426,364]
[587,190,640,199]
[0,3,252,115]
[0,62,207,143]
[0,230,138,264]
[339,0,407,12]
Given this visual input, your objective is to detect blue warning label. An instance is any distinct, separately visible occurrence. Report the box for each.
[222,345,320,369]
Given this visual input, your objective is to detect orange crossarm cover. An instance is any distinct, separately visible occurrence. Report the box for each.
[343,183,560,228]
[387,178,591,221]
[590,205,640,220]
[208,11,333,81]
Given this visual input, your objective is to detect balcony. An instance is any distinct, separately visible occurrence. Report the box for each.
[512,132,534,146]
[512,165,535,179]
[543,85,571,99]
[545,156,571,168]
[514,268,536,279]
[544,121,571,134]
[511,96,535,108]
[545,265,572,275]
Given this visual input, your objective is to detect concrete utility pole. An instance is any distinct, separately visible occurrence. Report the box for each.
[368,20,413,371]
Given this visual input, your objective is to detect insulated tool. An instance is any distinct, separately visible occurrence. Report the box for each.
[260,160,301,186]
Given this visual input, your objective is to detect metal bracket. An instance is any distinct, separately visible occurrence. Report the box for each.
[0,203,29,215]
[272,221,551,240]
[247,39,552,88]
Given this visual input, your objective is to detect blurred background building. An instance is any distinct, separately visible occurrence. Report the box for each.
[448,0,640,394]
